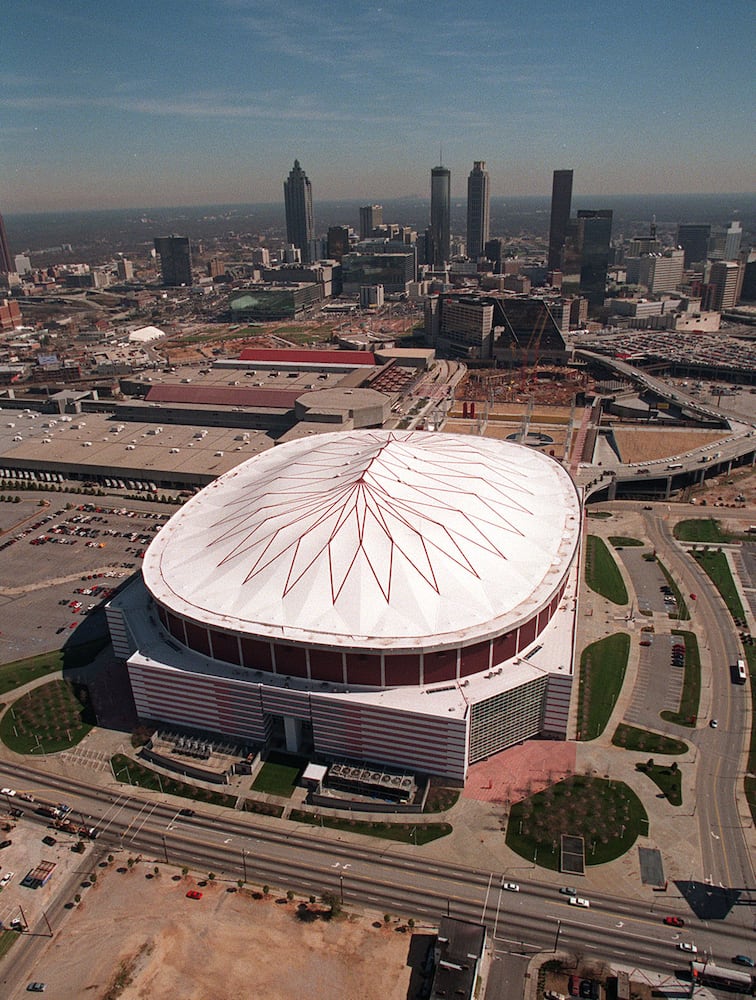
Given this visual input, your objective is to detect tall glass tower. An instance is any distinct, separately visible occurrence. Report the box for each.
[0,211,12,274]
[430,164,451,268]
[466,161,490,262]
[547,169,573,272]
[284,160,315,263]
[577,209,613,308]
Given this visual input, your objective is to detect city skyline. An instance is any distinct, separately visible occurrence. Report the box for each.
[3,1,755,213]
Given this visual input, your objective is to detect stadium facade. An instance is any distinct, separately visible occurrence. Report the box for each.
[107,430,582,781]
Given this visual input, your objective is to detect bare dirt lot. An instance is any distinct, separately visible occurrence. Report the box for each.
[28,862,416,1000]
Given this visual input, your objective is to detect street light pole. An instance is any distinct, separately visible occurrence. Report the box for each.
[241,849,247,883]
[161,834,168,865]
[553,919,561,952]
[339,873,344,905]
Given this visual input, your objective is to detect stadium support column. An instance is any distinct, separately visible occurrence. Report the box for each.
[284,716,303,753]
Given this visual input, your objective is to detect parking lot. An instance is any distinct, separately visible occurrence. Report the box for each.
[0,800,97,938]
[0,494,174,663]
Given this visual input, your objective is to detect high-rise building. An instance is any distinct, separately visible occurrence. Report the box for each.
[430,164,451,269]
[0,212,13,275]
[723,221,743,261]
[677,224,710,269]
[547,170,573,272]
[326,226,350,261]
[706,260,744,311]
[153,235,192,287]
[284,160,315,263]
[359,205,383,240]
[576,210,613,308]
[466,161,490,261]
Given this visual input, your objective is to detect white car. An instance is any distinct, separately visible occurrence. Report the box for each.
[568,896,590,908]
[677,942,697,953]
[502,881,520,892]
[1,787,16,796]
[0,872,14,888]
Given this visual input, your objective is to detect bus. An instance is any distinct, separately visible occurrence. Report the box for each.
[736,659,748,684]
[690,960,755,994]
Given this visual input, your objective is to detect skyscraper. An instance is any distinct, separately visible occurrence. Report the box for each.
[0,211,13,275]
[430,164,451,268]
[577,210,613,308]
[466,161,490,261]
[359,205,383,240]
[284,160,315,263]
[153,235,192,287]
[677,223,710,269]
[547,169,573,272]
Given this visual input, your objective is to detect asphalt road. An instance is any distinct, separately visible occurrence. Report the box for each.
[1,759,753,997]
[644,512,755,927]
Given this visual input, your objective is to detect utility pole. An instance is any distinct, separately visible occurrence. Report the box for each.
[161,834,168,865]
[241,849,247,882]
[553,919,561,952]
[41,909,53,938]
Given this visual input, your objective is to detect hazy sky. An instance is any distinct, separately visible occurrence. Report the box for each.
[2,0,755,212]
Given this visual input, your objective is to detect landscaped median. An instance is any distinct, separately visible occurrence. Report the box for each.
[577,633,630,740]
[585,536,628,605]
[289,810,451,845]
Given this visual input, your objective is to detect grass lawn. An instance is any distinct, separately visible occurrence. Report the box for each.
[110,754,237,809]
[0,638,110,696]
[656,559,689,620]
[289,810,451,845]
[635,760,682,806]
[586,511,612,519]
[609,536,644,547]
[505,775,648,869]
[691,549,746,620]
[0,679,93,753]
[673,518,731,544]
[611,724,688,756]
[0,930,19,960]
[577,633,630,741]
[585,536,628,605]
[660,630,701,727]
[252,753,306,798]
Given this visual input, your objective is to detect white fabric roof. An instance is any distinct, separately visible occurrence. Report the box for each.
[143,430,581,650]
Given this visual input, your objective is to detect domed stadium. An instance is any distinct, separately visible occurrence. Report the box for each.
[108,430,582,781]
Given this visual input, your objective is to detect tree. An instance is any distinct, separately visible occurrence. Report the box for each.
[262,884,269,897]
[208,872,216,882]
[181,866,188,877]
[383,913,391,925]
[407,918,415,930]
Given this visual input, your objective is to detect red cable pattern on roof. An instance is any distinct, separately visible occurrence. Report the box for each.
[204,431,535,607]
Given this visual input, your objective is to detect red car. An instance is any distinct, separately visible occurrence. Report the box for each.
[186,890,203,900]
[663,916,684,927]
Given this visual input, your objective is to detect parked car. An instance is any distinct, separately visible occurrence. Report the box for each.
[186,889,203,900]
[27,984,46,993]
[663,916,684,927]
[179,808,195,817]
[0,872,14,887]
[709,719,718,728]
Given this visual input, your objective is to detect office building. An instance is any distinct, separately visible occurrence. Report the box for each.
[116,258,134,281]
[14,253,31,275]
[326,226,350,261]
[547,170,573,272]
[359,205,383,240]
[576,210,613,308]
[677,224,710,269]
[153,236,192,287]
[718,221,743,261]
[341,252,415,294]
[430,164,451,268]
[625,248,684,294]
[466,161,490,261]
[0,212,13,275]
[283,160,315,263]
[107,430,581,782]
[706,260,744,311]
